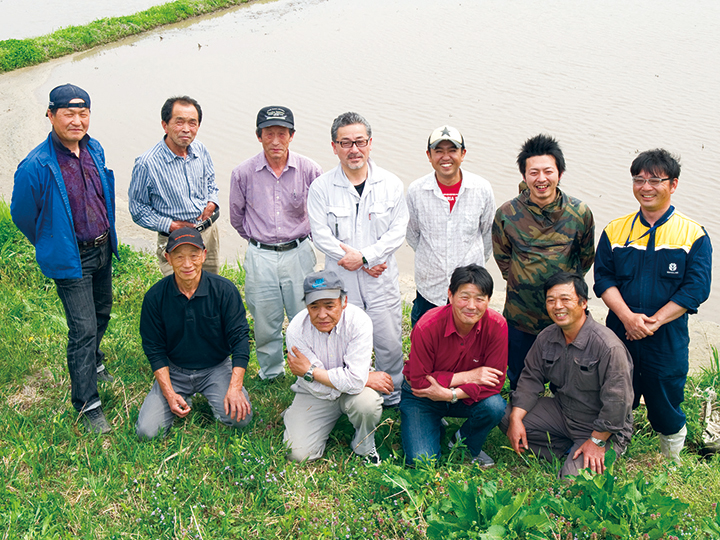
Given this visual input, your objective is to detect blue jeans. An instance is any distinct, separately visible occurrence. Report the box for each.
[54,242,113,413]
[136,357,253,439]
[400,381,506,465]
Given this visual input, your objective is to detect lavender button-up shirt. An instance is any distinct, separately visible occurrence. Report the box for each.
[229,151,323,244]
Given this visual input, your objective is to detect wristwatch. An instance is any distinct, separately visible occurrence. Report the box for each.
[450,388,458,404]
[303,365,315,383]
[590,436,606,448]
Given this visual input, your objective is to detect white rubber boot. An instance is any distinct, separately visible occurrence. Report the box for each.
[659,425,687,460]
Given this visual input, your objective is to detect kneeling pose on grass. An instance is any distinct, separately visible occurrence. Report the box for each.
[501,272,633,477]
[136,228,252,439]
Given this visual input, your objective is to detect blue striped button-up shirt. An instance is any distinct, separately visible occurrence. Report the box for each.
[129,137,219,233]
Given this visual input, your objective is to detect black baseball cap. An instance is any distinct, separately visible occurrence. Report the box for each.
[166,227,205,253]
[256,106,294,130]
[48,83,91,111]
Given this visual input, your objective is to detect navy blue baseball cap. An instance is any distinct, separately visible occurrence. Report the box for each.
[48,83,91,111]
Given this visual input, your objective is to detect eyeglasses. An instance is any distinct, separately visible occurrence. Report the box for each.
[632,176,671,187]
[334,139,370,149]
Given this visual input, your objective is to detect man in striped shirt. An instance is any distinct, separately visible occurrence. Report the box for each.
[129,96,220,276]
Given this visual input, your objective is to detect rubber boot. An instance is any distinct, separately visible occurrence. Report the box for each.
[659,425,687,460]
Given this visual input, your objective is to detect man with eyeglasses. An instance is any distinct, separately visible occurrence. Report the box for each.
[12,84,119,434]
[492,134,595,391]
[594,149,711,460]
[229,106,323,382]
[129,96,220,277]
[307,112,408,406]
[406,126,496,327]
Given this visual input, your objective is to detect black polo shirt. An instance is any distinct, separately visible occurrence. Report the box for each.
[140,271,250,372]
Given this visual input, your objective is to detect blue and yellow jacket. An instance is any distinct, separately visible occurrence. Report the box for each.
[594,206,712,373]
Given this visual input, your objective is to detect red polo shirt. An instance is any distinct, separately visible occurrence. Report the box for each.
[403,303,508,403]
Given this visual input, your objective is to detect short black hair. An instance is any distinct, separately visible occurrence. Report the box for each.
[630,148,680,180]
[517,134,566,176]
[544,272,588,303]
[449,264,493,297]
[161,96,202,125]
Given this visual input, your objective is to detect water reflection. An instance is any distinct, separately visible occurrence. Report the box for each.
[1,0,719,322]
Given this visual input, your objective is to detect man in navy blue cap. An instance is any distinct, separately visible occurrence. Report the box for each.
[12,83,119,434]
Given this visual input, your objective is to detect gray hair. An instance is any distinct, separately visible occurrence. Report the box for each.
[330,112,372,141]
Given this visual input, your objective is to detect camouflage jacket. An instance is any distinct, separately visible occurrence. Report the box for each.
[492,188,595,334]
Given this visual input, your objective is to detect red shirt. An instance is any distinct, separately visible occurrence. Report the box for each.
[437,179,462,212]
[403,303,508,403]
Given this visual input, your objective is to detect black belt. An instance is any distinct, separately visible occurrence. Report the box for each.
[78,230,109,249]
[159,207,220,237]
[249,236,308,252]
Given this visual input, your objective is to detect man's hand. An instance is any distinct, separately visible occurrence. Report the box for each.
[166,392,191,418]
[572,438,607,474]
[621,312,656,341]
[462,366,503,387]
[362,263,387,278]
[366,371,394,395]
[506,408,529,455]
[169,220,199,232]
[199,202,217,222]
[337,243,364,271]
[287,346,312,377]
[411,375,452,402]
[224,385,251,423]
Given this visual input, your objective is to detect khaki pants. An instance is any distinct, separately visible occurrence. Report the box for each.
[283,387,383,461]
[156,224,220,277]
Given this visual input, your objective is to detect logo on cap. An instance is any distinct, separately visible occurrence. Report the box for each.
[312,278,326,289]
[266,108,287,119]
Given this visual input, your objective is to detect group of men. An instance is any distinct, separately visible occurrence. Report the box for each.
[11,83,712,476]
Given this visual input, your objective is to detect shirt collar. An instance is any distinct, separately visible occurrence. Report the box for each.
[161,136,197,162]
[256,150,297,174]
[546,311,594,349]
[51,130,89,155]
[171,271,209,299]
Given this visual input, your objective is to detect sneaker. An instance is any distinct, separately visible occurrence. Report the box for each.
[364,447,382,466]
[448,429,462,448]
[82,407,111,434]
[97,367,114,383]
[471,450,495,468]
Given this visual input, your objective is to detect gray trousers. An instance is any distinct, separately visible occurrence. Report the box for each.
[136,357,252,439]
[283,387,383,461]
[499,397,625,478]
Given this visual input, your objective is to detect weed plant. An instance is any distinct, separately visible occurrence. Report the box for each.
[1,200,720,538]
[0,0,251,72]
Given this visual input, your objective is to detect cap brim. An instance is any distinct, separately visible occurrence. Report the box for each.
[167,240,205,252]
[305,289,342,305]
[258,120,294,129]
[429,138,463,149]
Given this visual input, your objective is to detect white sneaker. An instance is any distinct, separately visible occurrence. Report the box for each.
[364,447,382,466]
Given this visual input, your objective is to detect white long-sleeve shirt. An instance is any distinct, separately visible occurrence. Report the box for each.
[406,170,495,306]
[287,303,374,400]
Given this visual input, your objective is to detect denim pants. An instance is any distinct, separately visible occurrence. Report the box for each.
[400,381,506,465]
[136,357,252,439]
[410,291,440,328]
[54,242,113,413]
[506,324,538,390]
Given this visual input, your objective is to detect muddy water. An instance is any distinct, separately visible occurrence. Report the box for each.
[1,0,719,338]
[0,0,171,40]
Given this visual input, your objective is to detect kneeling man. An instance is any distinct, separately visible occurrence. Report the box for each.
[136,228,252,438]
[401,264,508,466]
[283,270,387,463]
[501,272,633,477]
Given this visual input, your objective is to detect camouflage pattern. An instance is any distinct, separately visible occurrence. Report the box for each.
[492,188,595,334]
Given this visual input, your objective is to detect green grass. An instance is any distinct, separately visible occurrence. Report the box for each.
[0,0,250,73]
[1,200,720,538]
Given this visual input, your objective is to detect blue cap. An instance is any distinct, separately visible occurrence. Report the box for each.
[48,83,91,110]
